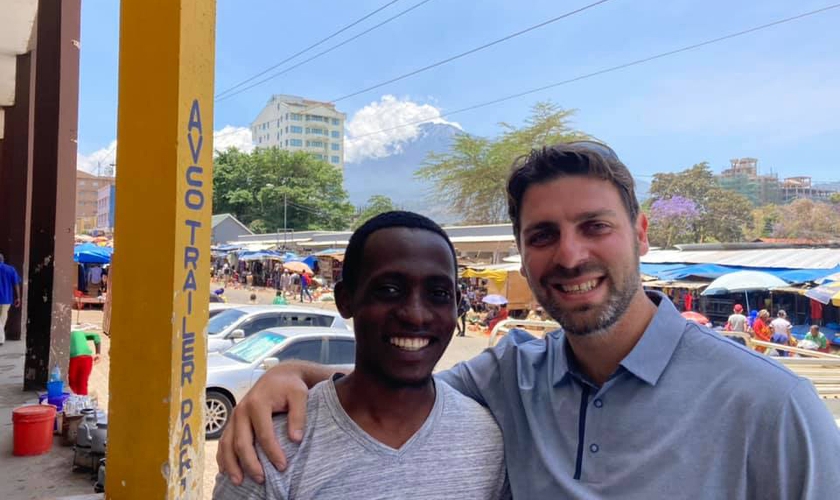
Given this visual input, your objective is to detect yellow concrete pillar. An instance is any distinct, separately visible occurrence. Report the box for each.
[106,0,215,498]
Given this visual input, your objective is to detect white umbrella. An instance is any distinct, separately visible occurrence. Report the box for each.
[701,270,788,311]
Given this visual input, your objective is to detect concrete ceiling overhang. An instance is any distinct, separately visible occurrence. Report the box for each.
[0,0,39,140]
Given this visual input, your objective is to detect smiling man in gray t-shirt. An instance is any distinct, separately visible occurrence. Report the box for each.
[213,212,509,500]
[213,375,507,500]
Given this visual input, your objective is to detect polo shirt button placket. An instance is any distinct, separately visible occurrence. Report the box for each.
[593,398,603,408]
[590,444,600,454]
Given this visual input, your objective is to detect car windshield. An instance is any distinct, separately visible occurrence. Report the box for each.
[207,308,248,335]
[223,331,287,364]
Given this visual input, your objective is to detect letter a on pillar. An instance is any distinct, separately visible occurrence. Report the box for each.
[107,0,215,498]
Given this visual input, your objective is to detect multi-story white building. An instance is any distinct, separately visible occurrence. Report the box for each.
[250,94,346,171]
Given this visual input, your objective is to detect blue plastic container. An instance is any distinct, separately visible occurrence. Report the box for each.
[39,392,70,412]
[47,380,64,399]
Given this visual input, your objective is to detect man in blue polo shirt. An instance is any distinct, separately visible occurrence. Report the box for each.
[0,252,22,346]
[217,143,840,498]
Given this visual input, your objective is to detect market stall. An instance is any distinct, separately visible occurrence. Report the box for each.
[460,263,533,312]
[313,249,344,288]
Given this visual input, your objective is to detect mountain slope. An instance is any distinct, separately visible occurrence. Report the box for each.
[343,123,460,220]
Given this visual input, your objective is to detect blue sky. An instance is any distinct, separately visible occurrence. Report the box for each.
[78,0,840,182]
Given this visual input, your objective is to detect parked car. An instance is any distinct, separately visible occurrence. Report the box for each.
[205,327,355,438]
[209,302,240,318]
[205,305,350,353]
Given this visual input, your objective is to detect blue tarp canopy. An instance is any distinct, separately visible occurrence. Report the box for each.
[286,255,317,269]
[74,243,113,264]
[640,263,840,285]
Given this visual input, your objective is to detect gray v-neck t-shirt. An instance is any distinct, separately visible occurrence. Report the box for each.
[213,376,510,500]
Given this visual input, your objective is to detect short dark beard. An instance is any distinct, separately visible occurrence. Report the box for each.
[534,246,641,337]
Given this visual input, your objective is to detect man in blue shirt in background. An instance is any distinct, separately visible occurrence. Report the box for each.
[0,252,22,346]
[217,142,840,498]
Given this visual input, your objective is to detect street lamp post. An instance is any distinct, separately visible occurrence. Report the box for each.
[284,191,287,248]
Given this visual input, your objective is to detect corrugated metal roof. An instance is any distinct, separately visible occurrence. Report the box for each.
[641,248,840,269]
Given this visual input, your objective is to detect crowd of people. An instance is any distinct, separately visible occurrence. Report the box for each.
[724,304,831,354]
[212,260,323,304]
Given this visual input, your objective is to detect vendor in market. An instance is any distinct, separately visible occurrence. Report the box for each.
[69,330,101,396]
[803,325,830,354]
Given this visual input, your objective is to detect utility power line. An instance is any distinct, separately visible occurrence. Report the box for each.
[287,200,331,218]
[215,0,403,99]
[330,0,615,103]
[348,3,840,141]
[216,0,436,103]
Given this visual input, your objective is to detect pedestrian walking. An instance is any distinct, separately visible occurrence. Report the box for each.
[0,252,22,346]
[456,293,469,337]
[300,273,313,303]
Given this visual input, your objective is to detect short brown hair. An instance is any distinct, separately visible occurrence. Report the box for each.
[507,143,640,239]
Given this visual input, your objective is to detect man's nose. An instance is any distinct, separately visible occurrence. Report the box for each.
[397,292,433,326]
[551,232,589,270]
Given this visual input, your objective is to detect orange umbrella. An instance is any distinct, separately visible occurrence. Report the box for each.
[284,261,313,275]
[681,311,709,324]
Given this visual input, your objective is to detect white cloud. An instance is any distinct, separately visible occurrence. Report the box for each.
[345,95,461,164]
[213,125,254,153]
[76,126,254,174]
[76,140,117,175]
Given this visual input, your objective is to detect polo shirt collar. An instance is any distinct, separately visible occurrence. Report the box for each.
[552,291,687,387]
[619,291,687,386]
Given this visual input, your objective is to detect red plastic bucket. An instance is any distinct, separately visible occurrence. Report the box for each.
[12,404,56,456]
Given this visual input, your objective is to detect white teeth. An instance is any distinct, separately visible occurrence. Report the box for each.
[389,337,430,351]
[559,279,599,294]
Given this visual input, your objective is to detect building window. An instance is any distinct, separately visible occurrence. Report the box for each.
[331,118,340,126]
[277,133,280,140]
[290,139,303,147]
[331,143,340,151]
[290,125,303,134]
[290,113,302,121]
[306,140,324,148]
[331,156,340,164]
[277,120,280,127]
[331,130,340,138]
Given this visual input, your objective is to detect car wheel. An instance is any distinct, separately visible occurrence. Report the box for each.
[205,390,234,440]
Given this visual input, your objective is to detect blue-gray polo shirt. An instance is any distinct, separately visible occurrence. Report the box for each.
[438,291,840,499]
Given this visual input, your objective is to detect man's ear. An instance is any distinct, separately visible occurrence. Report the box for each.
[334,281,353,319]
[636,212,650,256]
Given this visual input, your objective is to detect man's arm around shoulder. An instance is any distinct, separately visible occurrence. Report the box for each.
[437,328,540,407]
[214,415,301,500]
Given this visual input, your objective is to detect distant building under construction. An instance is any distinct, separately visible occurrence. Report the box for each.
[716,158,836,206]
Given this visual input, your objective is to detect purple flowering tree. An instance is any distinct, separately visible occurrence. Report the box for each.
[649,196,700,247]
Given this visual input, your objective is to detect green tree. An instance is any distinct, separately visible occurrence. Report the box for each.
[829,192,840,205]
[649,163,753,243]
[746,205,781,240]
[416,102,588,224]
[352,195,398,230]
[213,147,354,232]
